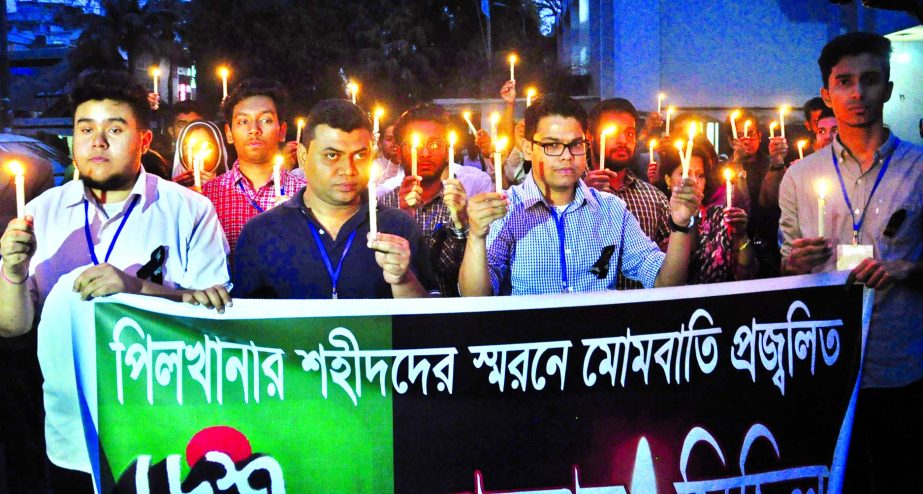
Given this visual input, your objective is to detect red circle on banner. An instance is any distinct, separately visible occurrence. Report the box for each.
[185,426,253,467]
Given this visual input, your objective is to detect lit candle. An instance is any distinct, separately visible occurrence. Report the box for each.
[648,139,657,164]
[489,111,500,142]
[769,120,778,139]
[494,136,508,194]
[447,131,457,180]
[217,66,230,100]
[372,107,384,136]
[599,125,616,171]
[8,161,25,218]
[729,110,740,140]
[462,111,478,135]
[186,136,198,172]
[273,154,283,198]
[685,122,696,176]
[295,117,305,144]
[798,139,808,160]
[508,54,517,82]
[150,66,160,94]
[369,164,378,236]
[526,87,536,107]
[665,106,675,136]
[816,179,827,237]
[347,81,359,105]
[779,105,789,138]
[724,168,733,209]
[657,92,665,115]
[193,143,210,191]
[73,166,79,181]
[410,133,420,177]
[742,120,751,139]
[674,140,686,175]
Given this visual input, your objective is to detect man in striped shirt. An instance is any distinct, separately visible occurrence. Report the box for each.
[586,98,672,289]
[459,94,701,296]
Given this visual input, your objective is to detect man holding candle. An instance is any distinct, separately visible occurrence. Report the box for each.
[201,78,305,259]
[458,94,700,296]
[232,99,437,299]
[585,98,672,290]
[0,70,231,493]
[778,32,923,494]
[380,104,474,296]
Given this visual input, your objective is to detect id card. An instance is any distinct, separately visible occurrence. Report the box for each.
[836,244,874,270]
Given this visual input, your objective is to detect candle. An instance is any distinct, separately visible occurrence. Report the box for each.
[526,87,536,107]
[779,105,789,138]
[494,136,508,194]
[508,53,517,82]
[648,139,657,164]
[462,111,478,135]
[186,136,198,172]
[447,131,457,180]
[665,106,675,136]
[410,133,420,177]
[150,66,160,94]
[273,154,283,197]
[742,120,751,139]
[372,107,384,136]
[489,111,500,142]
[369,165,378,236]
[769,120,778,139]
[724,168,733,209]
[8,161,25,218]
[657,92,665,115]
[347,82,359,105]
[798,139,808,160]
[674,140,686,174]
[729,110,740,140]
[599,125,616,171]
[217,66,230,100]
[295,117,305,144]
[816,179,827,237]
[685,122,696,174]
[73,166,79,181]
[193,143,210,191]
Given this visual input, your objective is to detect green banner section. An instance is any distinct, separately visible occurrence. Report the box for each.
[95,303,395,493]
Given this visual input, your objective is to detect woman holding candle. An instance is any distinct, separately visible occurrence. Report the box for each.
[171,120,229,188]
[658,139,756,283]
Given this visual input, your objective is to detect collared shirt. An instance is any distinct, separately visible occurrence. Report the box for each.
[201,160,306,256]
[18,168,229,472]
[380,187,466,297]
[609,169,671,289]
[779,131,923,388]
[374,164,494,199]
[233,187,438,299]
[484,173,665,295]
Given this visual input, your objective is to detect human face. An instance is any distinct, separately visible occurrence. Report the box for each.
[398,120,448,181]
[665,156,706,198]
[180,126,220,172]
[225,96,287,166]
[814,116,838,150]
[821,53,892,129]
[596,111,637,170]
[522,115,588,195]
[299,124,373,208]
[379,125,399,162]
[805,109,822,134]
[733,121,761,157]
[73,99,151,193]
[171,111,203,139]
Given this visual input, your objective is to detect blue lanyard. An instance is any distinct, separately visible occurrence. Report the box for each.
[831,139,898,243]
[549,207,569,292]
[236,180,285,214]
[83,195,141,265]
[306,221,357,299]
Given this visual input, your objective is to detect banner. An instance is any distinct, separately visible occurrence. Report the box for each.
[73,272,869,493]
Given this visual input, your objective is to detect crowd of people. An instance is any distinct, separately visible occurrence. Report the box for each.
[0,31,920,494]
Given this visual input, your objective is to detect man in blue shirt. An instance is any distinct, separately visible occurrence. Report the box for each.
[233,99,437,299]
[458,94,701,296]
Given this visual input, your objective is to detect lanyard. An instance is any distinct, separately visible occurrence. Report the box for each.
[549,207,569,292]
[831,139,898,244]
[83,195,141,265]
[236,180,285,214]
[306,221,357,299]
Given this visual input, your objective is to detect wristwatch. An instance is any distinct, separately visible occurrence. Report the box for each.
[669,215,696,233]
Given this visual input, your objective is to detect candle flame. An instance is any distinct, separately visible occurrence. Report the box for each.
[447,131,458,146]
[7,160,24,176]
[373,107,384,118]
[816,179,828,199]
[730,109,740,119]
[780,104,790,114]
[462,111,472,120]
[489,112,500,124]
[495,136,508,152]
[296,117,305,127]
[411,133,420,148]
[798,139,808,150]
[526,87,537,97]
[769,121,778,130]
[217,66,230,78]
[149,66,161,77]
[658,92,665,100]
[649,139,658,148]
[688,122,697,139]
[602,125,617,137]
[667,106,676,115]
[274,154,284,167]
[347,81,359,94]
[508,53,517,64]
[674,140,685,151]
[723,168,733,181]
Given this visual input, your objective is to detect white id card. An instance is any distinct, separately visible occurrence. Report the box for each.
[836,244,874,270]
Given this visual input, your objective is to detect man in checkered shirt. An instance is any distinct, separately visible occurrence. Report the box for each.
[459,94,701,296]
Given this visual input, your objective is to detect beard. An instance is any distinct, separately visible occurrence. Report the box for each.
[604,147,635,171]
[81,169,139,192]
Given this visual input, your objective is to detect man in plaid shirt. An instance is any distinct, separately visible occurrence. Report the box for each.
[585,98,672,290]
[202,79,305,259]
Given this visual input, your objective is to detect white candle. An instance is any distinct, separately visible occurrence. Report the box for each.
[73,166,79,181]
[730,110,740,140]
[798,140,807,160]
[447,131,457,180]
[494,137,508,194]
[648,139,657,164]
[742,120,751,139]
[599,125,616,171]
[769,121,777,139]
[724,168,733,209]
[779,105,789,138]
[674,140,686,176]
[295,118,305,144]
[665,106,675,136]
[273,155,283,198]
[373,107,383,136]
[526,87,536,107]
[684,122,696,175]
[150,66,160,94]
[657,93,665,115]
[369,165,378,236]
[218,66,229,100]
[193,155,201,190]
[411,133,420,177]
[489,112,500,142]
[347,82,359,105]
[462,111,477,135]
[8,161,25,218]
[816,180,827,237]
[508,54,517,82]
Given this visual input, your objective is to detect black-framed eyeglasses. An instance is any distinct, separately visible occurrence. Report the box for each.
[403,138,446,151]
[529,139,589,156]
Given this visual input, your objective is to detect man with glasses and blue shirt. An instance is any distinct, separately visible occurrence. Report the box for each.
[459,94,701,296]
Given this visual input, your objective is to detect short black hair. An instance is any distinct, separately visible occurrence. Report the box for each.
[818,32,891,89]
[70,70,152,130]
[171,100,208,121]
[588,98,639,136]
[524,94,588,141]
[802,96,827,122]
[657,135,718,200]
[221,78,289,126]
[302,99,372,146]
[818,105,835,120]
[394,103,451,144]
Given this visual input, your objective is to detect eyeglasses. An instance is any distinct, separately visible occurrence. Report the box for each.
[404,138,446,151]
[529,139,589,156]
